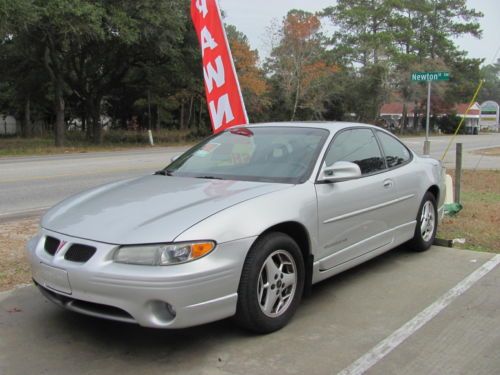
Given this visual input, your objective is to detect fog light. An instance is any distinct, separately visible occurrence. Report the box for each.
[148,300,176,324]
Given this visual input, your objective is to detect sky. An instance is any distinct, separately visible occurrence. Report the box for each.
[220,0,499,65]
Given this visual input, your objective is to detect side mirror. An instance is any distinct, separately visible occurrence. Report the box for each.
[318,161,361,183]
[171,154,180,162]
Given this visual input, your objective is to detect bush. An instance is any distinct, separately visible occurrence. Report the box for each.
[436,114,463,134]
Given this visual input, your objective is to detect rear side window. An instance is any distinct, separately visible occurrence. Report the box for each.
[325,128,386,175]
[376,131,411,168]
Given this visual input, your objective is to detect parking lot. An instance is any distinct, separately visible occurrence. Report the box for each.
[1,245,499,375]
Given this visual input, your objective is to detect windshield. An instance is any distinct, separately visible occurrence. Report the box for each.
[165,127,329,183]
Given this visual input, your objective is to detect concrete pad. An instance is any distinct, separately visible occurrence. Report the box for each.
[0,246,498,375]
[367,259,500,375]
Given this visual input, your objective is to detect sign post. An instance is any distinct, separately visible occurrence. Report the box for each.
[411,71,450,155]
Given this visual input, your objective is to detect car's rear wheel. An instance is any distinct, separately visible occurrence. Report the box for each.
[235,232,304,333]
[409,192,437,252]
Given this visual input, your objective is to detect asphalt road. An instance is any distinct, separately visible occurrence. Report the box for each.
[1,246,499,375]
[403,133,500,170]
[0,133,499,221]
[0,146,188,220]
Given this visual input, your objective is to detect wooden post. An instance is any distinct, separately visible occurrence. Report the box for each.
[455,143,462,204]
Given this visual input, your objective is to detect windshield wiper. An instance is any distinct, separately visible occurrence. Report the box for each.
[196,175,223,180]
[154,170,173,176]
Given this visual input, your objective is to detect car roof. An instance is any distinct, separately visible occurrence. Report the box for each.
[243,121,380,132]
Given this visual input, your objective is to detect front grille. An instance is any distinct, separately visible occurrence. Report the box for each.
[64,244,97,263]
[44,236,60,255]
[36,283,135,323]
[69,299,134,320]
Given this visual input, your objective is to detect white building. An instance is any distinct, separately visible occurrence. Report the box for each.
[0,114,17,135]
[454,102,480,134]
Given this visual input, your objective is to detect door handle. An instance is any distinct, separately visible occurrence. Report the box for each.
[383,179,393,189]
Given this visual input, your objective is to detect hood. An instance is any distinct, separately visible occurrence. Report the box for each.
[42,175,289,244]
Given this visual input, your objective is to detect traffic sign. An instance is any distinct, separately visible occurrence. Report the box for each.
[411,71,450,82]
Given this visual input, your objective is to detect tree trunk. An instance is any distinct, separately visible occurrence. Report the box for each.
[54,81,65,147]
[401,103,408,135]
[413,103,418,130]
[147,89,152,131]
[44,44,65,147]
[180,101,185,130]
[90,97,102,144]
[291,82,300,121]
[24,97,32,138]
[187,95,194,128]
[199,95,203,129]
[85,101,93,140]
[156,103,160,131]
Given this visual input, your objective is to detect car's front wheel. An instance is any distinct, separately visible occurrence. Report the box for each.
[409,192,437,252]
[235,232,305,333]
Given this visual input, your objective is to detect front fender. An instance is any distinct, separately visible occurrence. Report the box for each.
[174,182,319,252]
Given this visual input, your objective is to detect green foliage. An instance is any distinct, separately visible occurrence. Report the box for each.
[0,0,210,144]
[0,0,488,143]
[320,0,484,122]
[436,114,463,134]
[479,59,500,104]
[265,10,338,121]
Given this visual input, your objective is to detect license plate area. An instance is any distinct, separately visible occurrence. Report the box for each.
[37,263,72,294]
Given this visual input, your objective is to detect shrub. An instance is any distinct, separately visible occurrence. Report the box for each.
[436,114,463,134]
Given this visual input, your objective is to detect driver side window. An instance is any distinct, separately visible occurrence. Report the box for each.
[325,128,386,175]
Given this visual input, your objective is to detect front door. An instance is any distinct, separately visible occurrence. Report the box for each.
[315,128,398,270]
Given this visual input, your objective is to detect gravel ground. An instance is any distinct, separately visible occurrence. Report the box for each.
[0,217,39,291]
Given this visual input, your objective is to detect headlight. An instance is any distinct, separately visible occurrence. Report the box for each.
[113,241,216,266]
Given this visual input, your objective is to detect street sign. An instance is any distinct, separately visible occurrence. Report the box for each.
[410,71,450,155]
[411,71,450,82]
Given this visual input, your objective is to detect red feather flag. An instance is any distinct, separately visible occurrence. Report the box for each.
[191,0,249,133]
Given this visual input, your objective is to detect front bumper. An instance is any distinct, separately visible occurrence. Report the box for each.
[26,229,255,329]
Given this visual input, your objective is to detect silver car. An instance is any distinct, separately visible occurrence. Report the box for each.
[27,122,446,333]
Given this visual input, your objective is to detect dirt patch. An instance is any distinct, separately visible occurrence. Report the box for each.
[474,147,500,157]
[0,217,39,291]
[438,169,500,253]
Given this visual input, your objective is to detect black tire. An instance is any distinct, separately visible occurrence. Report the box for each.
[235,232,305,333]
[409,192,437,252]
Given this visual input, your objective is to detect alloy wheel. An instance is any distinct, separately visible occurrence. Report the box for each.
[257,250,297,318]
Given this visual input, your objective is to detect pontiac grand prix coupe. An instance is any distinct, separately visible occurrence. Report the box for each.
[27,122,445,333]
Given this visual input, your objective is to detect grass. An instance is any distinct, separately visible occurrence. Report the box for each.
[0,218,39,291]
[0,129,203,157]
[474,147,500,157]
[437,169,500,253]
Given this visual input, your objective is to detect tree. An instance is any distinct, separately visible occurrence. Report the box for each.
[225,24,269,122]
[479,59,500,104]
[323,0,396,66]
[266,10,338,121]
[0,0,190,144]
[322,1,395,121]
[324,0,483,123]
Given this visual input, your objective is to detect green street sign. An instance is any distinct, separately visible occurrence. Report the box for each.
[411,71,450,82]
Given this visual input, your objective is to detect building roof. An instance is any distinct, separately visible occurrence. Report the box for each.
[454,103,480,116]
[380,102,481,117]
[379,103,416,116]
